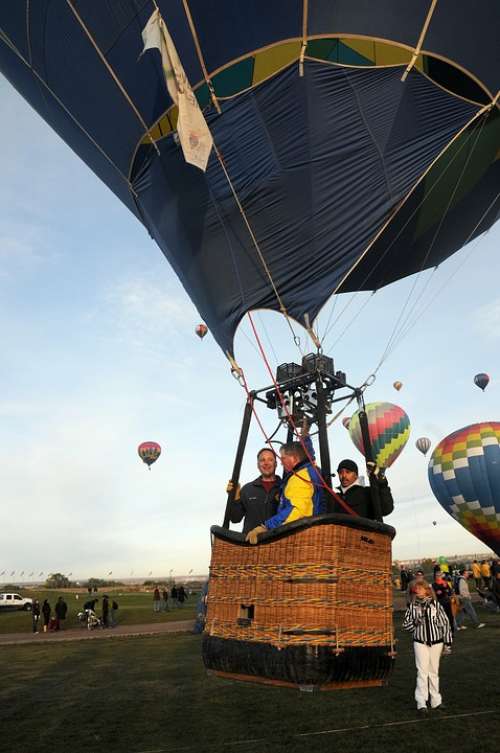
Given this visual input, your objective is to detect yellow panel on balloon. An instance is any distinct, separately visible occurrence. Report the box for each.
[342,38,376,63]
[253,42,301,86]
[373,41,413,66]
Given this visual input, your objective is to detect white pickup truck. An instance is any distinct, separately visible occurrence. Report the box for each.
[0,593,33,611]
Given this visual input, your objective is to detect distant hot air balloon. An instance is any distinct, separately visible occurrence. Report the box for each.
[416,437,432,456]
[342,417,351,430]
[432,521,437,526]
[393,381,403,391]
[428,422,500,556]
[348,402,410,468]
[195,324,208,339]
[474,373,490,391]
[138,441,161,469]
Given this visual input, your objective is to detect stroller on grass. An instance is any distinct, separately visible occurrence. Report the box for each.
[77,608,102,630]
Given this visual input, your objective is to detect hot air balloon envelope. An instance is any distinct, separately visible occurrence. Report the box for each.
[474,373,490,391]
[348,402,410,468]
[428,422,500,556]
[1,4,498,356]
[138,441,162,468]
[416,437,432,456]
[196,324,208,339]
[393,381,403,391]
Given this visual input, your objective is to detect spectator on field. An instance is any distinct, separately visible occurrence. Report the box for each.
[480,560,491,589]
[456,569,485,630]
[471,560,482,589]
[101,595,110,627]
[407,569,425,604]
[171,585,178,607]
[162,588,169,611]
[432,570,455,644]
[193,580,209,634]
[42,599,51,633]
[403,581,452,714]
[153,587,161,613]
[55,597,68,630]
[31,599,41,634]
[177,585,187,606]
[400,567,409,592]
[110,598,119,626]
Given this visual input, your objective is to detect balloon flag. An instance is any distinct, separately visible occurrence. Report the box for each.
[474,373,490,391]
[342,417,351,430]
[196,324,208,339]
[348,402,410,468]
[393,381,403,391]
[138,441,162,469]
[428,422,500,556]
[416,437,432,456]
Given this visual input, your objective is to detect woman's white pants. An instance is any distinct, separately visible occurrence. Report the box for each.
[413,641,443,709]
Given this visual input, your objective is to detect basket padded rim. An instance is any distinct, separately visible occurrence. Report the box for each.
[211,513,396,546]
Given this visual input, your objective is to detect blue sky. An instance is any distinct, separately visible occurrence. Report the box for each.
[1,77,499,581]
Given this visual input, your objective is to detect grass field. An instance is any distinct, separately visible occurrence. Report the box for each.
[0,608,498,753]
[0,589,197,633]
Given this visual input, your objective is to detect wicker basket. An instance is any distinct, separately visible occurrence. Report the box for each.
[202,514,396,689]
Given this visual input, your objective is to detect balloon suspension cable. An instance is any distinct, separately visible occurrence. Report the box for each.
[401,0,438,82]
[246,311,357,515]
[180,0,221,113]
[227,354,279,456]
[374,111,491,373]
[299,0,309,78]
[323,108,491,355]
[66,0,160,156]
[326,101,494,346]
[385,190,500,355]
[304,313,321,351]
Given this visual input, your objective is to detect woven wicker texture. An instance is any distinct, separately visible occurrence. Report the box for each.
[205,520,393,649]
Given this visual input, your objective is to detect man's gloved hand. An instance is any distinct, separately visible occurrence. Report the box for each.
[366,462,387,482]
[245,525,267,545]
[226,480,241,501]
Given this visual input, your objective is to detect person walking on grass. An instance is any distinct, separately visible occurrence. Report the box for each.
[31,599,41,634]
[162,588,169,611]
[41,599,51,633]
[110,598,119,626]
[101,595,109,627]
[471,560,482,590]
[480,560,491,590]
[432,570,455,648]
[153,586,161,613]
[403,581,452,715]
[55,596,68,630]
[456,569,485,630]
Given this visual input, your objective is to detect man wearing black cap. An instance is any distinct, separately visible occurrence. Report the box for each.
[335,459,394,519]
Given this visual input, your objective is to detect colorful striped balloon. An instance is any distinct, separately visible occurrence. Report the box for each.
[348,402,410,468]
[428,422,500,556]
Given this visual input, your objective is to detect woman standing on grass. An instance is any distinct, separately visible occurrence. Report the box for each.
[41,599,51,633]
[403,581,452,715]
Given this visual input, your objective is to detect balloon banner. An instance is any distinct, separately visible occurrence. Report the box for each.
[428,422,500,556]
